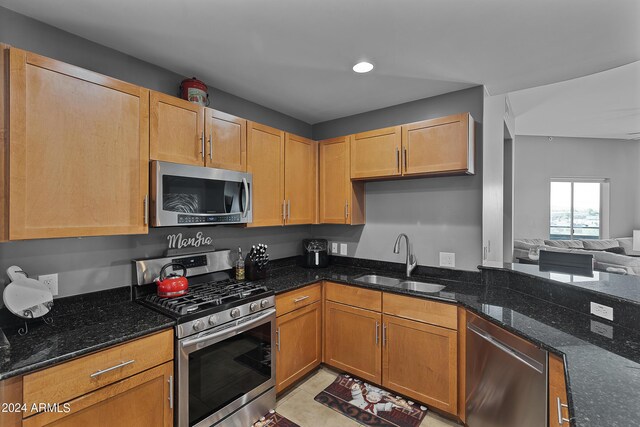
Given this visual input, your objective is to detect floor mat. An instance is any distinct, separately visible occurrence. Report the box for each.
[252,410,301,427]
[314,374,428,427]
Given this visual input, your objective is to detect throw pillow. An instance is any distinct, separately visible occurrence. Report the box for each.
[604,246,626,255]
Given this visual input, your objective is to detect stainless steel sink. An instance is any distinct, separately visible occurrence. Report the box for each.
[354,274,401,287]
[354,275,445,293]
[397,281,445,293]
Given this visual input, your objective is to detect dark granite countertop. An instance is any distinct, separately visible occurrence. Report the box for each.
[254,260,640,427]
[481,261,640,305]
[0,288,175,381]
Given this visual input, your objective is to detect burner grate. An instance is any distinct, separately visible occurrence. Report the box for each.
[144,280,269,315]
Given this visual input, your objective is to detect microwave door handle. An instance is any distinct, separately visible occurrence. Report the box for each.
[242,177,250,218]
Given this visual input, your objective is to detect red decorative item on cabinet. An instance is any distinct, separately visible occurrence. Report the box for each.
[180,77,209,106]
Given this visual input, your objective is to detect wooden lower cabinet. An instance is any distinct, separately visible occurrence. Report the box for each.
[23,362,173,427]
[382,314,458,414]
[324,301,382,384]
[276,301,322,393]
[548,354,571,426]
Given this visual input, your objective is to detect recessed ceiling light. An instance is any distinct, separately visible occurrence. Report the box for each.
[353,61,374,73]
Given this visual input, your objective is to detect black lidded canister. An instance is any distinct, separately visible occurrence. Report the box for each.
[302,239,329,268]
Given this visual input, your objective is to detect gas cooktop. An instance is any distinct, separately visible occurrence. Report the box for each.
[143,279,271,317]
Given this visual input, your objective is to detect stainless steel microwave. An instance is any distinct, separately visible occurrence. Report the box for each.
[151,161,252,227]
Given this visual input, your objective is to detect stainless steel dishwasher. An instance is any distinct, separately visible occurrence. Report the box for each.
[466,313,548,427]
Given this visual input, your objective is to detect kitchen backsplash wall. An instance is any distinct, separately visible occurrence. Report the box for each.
[311,86,484,270]
[0,226,312,298]
[0,6,313,138]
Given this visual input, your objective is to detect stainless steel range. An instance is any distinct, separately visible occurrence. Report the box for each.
[133,250,276,427]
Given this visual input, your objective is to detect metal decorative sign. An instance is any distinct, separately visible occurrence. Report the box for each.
[167,232,214,250]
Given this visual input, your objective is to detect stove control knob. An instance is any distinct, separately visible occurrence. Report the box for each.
[260,299,269,309]
[249,302,258,312]
[192,320,204,332]
[230,308,241,318]
[208,315,217,326]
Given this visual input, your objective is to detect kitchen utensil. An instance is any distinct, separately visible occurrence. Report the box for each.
[3,266,54,319]
[155,263,189,298]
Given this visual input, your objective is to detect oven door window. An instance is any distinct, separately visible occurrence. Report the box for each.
[188,321,272,426]
[162,175,244,215]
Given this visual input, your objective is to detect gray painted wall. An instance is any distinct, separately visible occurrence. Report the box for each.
[311,87,484,271]
[513,135,640,240]
[0,226,311,297]
[0,6,313,298]
[0,6,312,138]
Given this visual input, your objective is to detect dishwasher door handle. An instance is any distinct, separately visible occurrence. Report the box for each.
[468,322,544,373]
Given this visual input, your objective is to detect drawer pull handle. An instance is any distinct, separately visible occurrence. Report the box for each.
[556,397,570,424]
[90,359,136,378]
[293,295,310,303]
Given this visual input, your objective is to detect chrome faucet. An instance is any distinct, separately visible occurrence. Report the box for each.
[393,233,417,277]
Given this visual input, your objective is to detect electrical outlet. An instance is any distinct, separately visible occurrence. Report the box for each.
[439,252,455,268]
[340,243,348,255]
[38,273,58,296]
[331,242,338,254]
[590,302,613,321]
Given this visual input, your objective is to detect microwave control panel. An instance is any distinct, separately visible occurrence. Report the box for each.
[177,213,242,224]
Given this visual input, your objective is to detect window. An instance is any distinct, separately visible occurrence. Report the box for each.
[549,179,609,240]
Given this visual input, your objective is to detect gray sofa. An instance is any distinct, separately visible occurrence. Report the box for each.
[513,237,640,275]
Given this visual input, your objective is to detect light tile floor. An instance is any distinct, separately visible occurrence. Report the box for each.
[275,368,460,427]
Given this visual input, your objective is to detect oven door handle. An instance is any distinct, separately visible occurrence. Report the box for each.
[181,308,275,349]
[241,177,250,218]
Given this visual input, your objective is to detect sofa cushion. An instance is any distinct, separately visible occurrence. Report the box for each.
[604,246,627,255]
[583,239,620,250]
[544,239,584,249]
[514,239,546,250]
[616,238,640,256]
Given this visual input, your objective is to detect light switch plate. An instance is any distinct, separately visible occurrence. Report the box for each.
[439,252,455,268]
[331,242,338,254]
[590,302,613,321]
[340,243,348,256]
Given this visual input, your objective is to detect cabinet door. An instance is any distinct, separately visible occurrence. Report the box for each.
[319,136,348,224]
[205,109,246,171]
[402,113,473,176]
[8,49,149,240]
[350,126,401,179]
[383,315,458,414]
[246,121,284,227]
[549,354,571,426]
[324,301,381,384]
[23,362,173,427]
[150,91,205,166]
[284,133,317,225]
[276,301,322,393]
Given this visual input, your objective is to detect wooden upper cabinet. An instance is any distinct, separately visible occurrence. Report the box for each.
[318,136,365,224]
[246,121,284,227]
[150,91,205,166]
[8,48,150,240]
[402,113,475,176]
[382,314,458,415]
[350,126,401,179]
[205,109,247,171]
[284,133,317,225]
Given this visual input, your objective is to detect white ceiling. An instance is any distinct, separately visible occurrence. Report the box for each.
[509,61,640,140]
[1,0,639,124]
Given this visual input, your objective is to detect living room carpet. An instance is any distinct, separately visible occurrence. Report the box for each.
[313,374,428,427]
[252,410,300,427]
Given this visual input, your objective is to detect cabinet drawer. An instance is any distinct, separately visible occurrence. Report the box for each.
[383,293,457,330]
[325,282,381,312]
[23,329,173,411]
[276,283,321,316]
